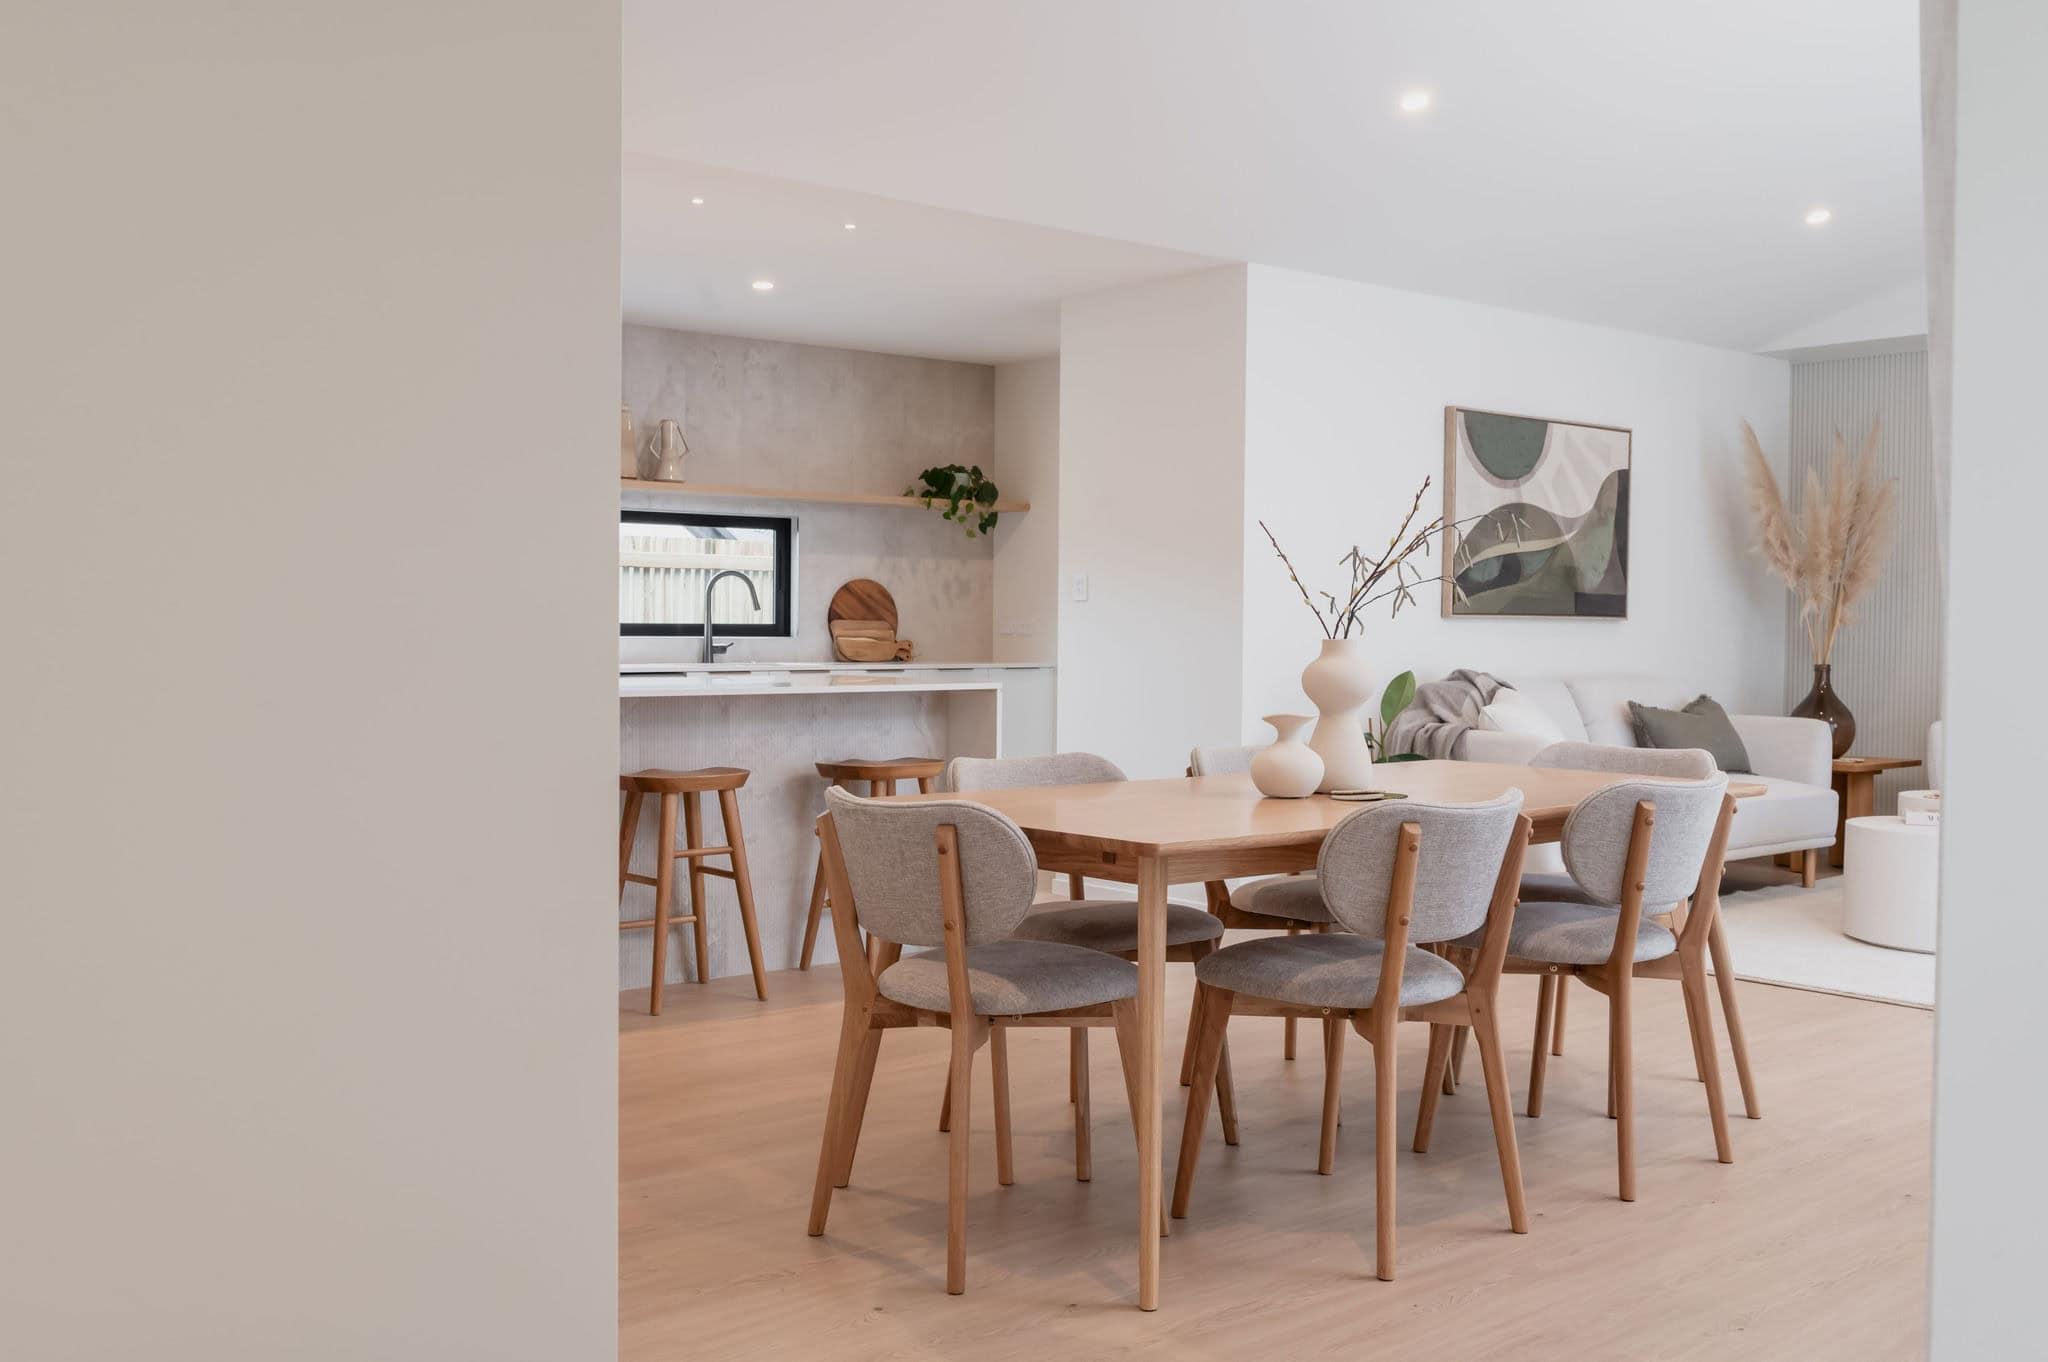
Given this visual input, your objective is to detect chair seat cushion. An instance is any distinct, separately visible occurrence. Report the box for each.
[1463,900,1678,965]
[1228,874,1337,923]
[1192,933,1465,1010]
[877,939,1138,1015]
[1009,900,1225,953]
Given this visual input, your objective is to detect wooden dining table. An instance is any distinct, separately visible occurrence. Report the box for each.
[896,760,1765,1311]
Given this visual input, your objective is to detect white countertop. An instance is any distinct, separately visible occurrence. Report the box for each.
[618,660,1051,674]
[620,673,1004,700]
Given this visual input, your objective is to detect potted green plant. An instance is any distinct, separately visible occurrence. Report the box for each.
[906,464,1001,537]
[1365,670,1424,763]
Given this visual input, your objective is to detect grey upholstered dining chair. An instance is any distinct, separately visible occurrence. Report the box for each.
[1174,793,1532,1283]
[1455,772,1737,1202]
[807,788,1146,1297]
[1188,742,1343,1069]
[1498,742,1758,1125]
[944,751,1238,1166]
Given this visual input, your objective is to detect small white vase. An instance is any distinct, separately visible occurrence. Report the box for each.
[1302,637,1374,792]
[1250,714,1324,799]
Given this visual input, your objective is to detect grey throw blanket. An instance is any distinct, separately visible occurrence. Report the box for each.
[1384,669,1510,760]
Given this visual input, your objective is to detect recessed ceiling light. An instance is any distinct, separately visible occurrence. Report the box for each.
[843,222,857,231]
[751,279,775,291]
[690,196,704,206]
[1805,207,1833,227]
[1398,89,1433,114]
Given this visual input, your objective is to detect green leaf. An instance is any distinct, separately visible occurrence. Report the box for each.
[1379,670,1416,728]
[1382,751,1426,763]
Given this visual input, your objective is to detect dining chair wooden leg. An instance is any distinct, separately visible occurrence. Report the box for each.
[1372,1015,1399,1281]
[717,789,768,1000]
[1612,976,1637,1202]
[1110,998,1170,1239]
[990,1023,1015,1188]
[1528,972,1556,1118]
[1679,963,1710,1083]
[1708,916,1762,1119]
[1179,978,1202,1088]
[1318,1014,1346,1175]
[937,1070,952,1133]
[618,788,644,902]
[682,793,711,986]
[798,850,828,970]
[1681,956,1735,1164]
[1450,1025,1468,1086]
[1214,1029,1240,1147]
[649,793,678,1015]
[1552,975,1568,1055]
[1468,989,1530,1233]
[1283,926,1300,1062]
[946,1018,983,1295]
[831,1029,883,1189]
[1073,1027,1092,1182]
[808,1007,868,1236]
[1170,986,1233,1220]
[1413,1023,1451,1153]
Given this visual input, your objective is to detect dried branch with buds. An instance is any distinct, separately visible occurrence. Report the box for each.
[1258,476,1469,638]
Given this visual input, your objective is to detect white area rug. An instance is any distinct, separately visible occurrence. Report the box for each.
[1712,873,1935,1009]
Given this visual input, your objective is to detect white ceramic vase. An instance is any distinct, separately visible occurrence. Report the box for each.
[1250,714,1323,799]
[1302,637,1374,792]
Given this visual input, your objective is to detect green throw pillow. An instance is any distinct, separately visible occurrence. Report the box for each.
[1627,694,1752,773]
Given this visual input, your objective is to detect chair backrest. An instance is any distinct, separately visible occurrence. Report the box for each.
[1316,793,1524,944]
[1532,741,1715,779]
[946,751,1126,792]
[1559,774,1730,906]
[823,788,1037,948]
[1189,744,1258,777]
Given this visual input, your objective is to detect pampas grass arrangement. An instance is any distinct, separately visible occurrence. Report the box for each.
[1741,420,1897,665]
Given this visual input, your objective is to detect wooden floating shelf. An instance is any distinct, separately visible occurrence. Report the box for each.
[620,478,1029,513]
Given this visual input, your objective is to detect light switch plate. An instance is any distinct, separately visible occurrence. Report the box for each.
[1071,573,1090,602]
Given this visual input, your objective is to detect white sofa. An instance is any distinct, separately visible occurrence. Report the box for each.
[1457,675,1837,878]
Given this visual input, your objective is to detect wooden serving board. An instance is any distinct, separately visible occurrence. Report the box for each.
[827,579,899,661]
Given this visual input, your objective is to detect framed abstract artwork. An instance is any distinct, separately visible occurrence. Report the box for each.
[1441,406,1632,618]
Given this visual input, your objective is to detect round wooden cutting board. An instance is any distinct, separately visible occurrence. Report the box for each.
[827,578,900,661]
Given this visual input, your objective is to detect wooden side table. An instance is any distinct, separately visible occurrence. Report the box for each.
[1830,756,1923,867]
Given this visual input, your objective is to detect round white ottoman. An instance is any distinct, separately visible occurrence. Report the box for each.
[1843,815,1939,953]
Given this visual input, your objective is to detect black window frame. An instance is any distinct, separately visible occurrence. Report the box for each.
[619,509,795,638]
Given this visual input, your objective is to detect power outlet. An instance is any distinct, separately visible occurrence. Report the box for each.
[1071,573,1090,602]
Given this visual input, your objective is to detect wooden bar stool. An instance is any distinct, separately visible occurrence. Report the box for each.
[619,766,767,1014]
[798,757,945,970]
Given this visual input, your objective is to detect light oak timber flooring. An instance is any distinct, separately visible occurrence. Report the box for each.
[621,951,1929,1361]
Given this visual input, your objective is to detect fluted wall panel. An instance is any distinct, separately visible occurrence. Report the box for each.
[1786,349,1940,812]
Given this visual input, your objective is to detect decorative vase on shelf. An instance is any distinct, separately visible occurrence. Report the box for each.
[648,418,688,482]
[1792,663,1856,758]
[1302,637,1375,791]
[1250,714,1324,799]
[620,403,638,479]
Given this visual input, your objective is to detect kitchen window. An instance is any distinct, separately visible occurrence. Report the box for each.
[619,510,795,637]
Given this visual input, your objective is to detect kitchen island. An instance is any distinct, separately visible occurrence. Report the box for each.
[619,663,1053,987]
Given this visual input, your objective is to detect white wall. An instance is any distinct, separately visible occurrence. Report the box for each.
[1928,0,2048,1354]
[1241,264,1792,734]
[993,356,1061,665]
[0,5,619,1359]
[1058,268,1248,776]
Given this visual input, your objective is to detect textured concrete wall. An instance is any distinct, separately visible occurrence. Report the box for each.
[621,325,999,662]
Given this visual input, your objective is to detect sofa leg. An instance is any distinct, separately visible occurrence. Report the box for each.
[1801,848,1818,888]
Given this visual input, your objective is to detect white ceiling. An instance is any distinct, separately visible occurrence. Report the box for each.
[623,0,1925,355]
[622,156,1215,362]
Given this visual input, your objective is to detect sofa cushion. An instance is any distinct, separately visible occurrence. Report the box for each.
[1510,679,1589,744]
[1628,694,1753,773]
[1479,688,1569,743]
[1566,676,1688,748]
[1727,773,1838,850]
